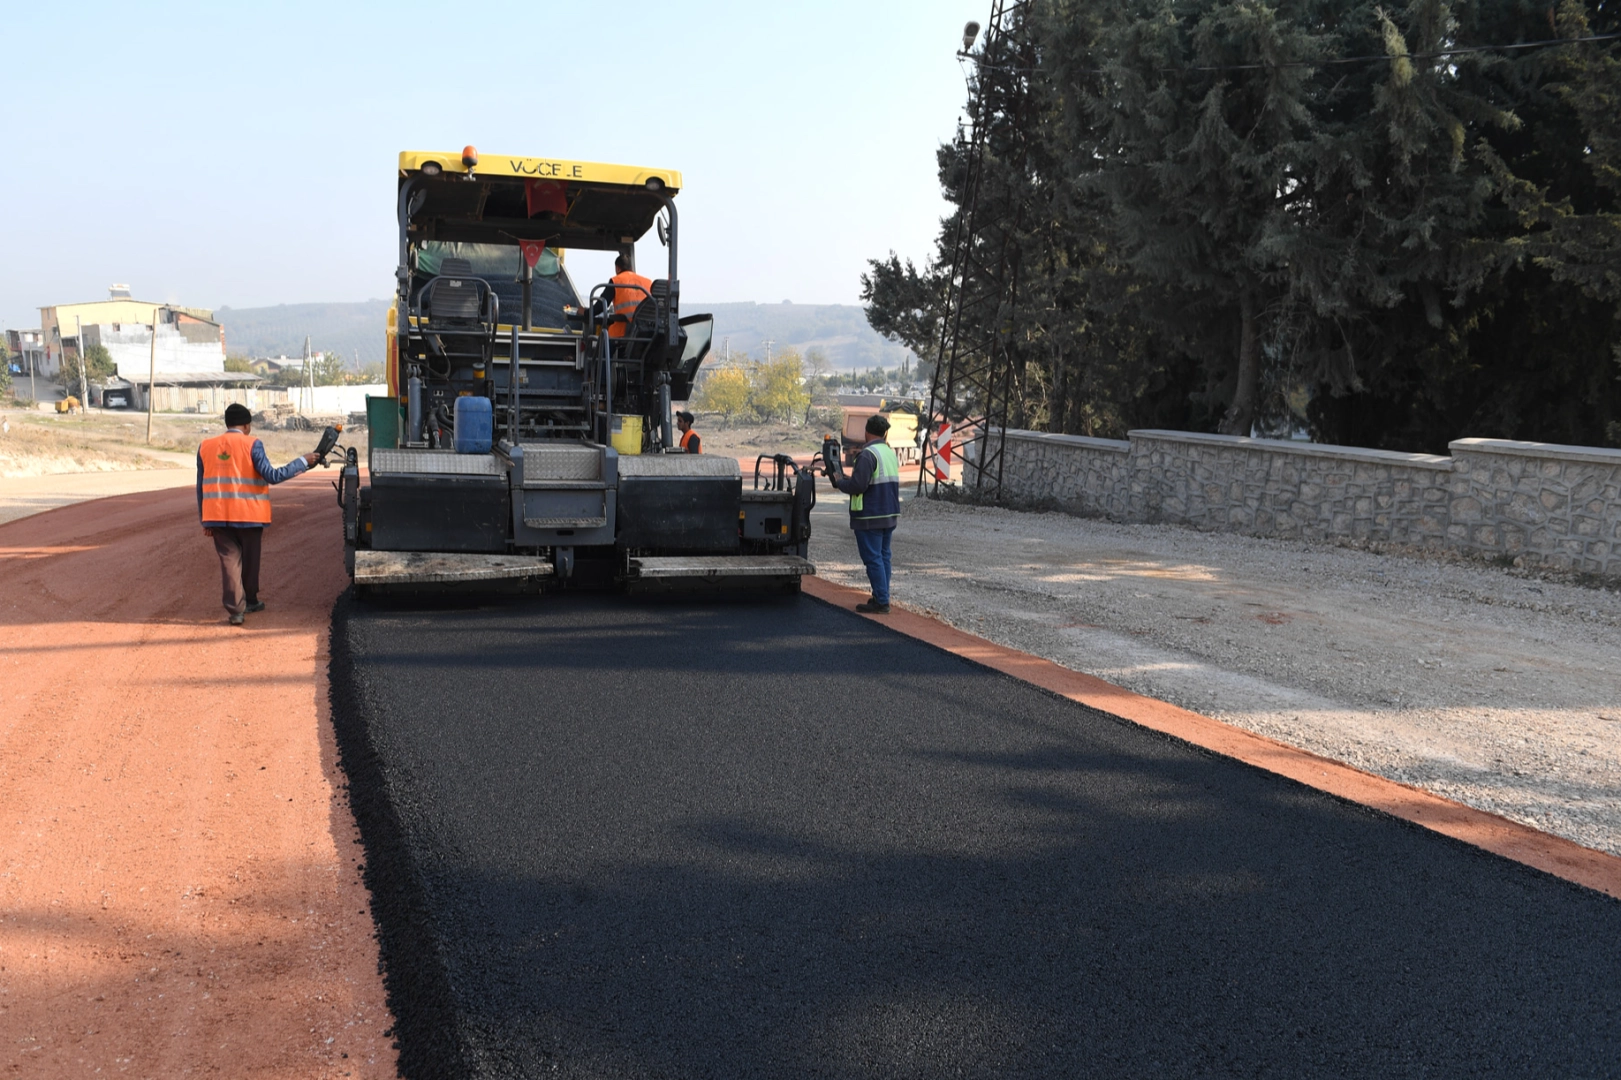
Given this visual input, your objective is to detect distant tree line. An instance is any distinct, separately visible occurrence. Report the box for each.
[695,347,845,427]
[863,0,1621,452]
[225,352,385,387]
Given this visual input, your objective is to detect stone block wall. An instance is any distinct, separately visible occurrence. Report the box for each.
[1448,439,1621,574]
[1127,430,1454,545]
[989,431,1133,519]
[973,428,1621,576]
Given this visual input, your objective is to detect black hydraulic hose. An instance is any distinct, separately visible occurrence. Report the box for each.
[508,324,520,442]
[602,327,613,444]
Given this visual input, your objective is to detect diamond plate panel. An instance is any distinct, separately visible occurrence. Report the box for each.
[520,444,602,485]
[523,516,609,528]
[370,449,504,476]
[617,454,740,479]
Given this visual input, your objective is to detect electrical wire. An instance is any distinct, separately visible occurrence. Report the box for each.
[961,30,1621,76]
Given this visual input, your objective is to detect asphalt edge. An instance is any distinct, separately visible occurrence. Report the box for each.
[801,574,1621,901]
[327,591,470,1079]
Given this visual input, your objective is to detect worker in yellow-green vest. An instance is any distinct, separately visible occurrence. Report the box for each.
[829,413,901,614]
[197,404,319,626]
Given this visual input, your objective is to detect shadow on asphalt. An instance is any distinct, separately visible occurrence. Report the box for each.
[329,590,1621,1079]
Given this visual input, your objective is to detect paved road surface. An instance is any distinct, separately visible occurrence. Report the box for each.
[331,592,1621,1079]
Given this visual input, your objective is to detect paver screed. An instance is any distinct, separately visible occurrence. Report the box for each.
[330,591,1621,1079]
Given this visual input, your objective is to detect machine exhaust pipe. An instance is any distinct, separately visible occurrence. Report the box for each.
[407,373,423,445]
[658,373,672,451]
[509,325,520,442]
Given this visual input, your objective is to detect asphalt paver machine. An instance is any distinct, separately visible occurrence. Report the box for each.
[337,148,815,592]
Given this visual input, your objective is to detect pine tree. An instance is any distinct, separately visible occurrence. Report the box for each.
[864,0,1621,450]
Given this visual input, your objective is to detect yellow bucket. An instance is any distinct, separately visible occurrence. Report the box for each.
[610,415,643,456]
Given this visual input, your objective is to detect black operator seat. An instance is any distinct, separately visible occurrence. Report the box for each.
[421,257,497,327]
[415,257,499,370]
[620,279,673,361]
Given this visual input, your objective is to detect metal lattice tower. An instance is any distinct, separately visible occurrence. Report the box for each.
[922,0,1036,501]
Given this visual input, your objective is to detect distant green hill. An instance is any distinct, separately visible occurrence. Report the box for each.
[216,301,393,368]
[215,299,911,372]
[696,302,914,371]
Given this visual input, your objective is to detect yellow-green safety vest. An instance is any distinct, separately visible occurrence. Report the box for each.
[849,441,900,514]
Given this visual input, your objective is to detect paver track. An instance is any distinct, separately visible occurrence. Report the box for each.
[331,591,1621,1078]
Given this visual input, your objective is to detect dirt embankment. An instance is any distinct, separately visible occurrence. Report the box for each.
[688,416,834,459]
[0,418,174,477]
[0,477,395,1077]
[0,409,328,479]
[0,409,349,527]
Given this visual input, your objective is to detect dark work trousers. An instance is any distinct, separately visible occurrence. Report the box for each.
[853,526,894,605]
[211,526,264,615]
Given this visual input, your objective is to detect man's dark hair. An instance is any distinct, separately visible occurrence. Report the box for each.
[225,403,252,428]
[865,414,891,437]
[615,254,630,272]
[676,410,695,424]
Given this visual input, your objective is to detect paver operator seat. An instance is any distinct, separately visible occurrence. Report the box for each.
[413,257,498,375]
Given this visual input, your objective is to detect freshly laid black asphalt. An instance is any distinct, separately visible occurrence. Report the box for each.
[329,592,1621,1079]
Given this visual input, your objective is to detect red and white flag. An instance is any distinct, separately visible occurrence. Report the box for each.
[525,179,568,217]
[931,421,953,481]
[519,239,547,268]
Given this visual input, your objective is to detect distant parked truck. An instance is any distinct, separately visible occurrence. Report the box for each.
[835,395,924,465]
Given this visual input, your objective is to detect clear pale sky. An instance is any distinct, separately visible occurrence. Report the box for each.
[1,1,984,333]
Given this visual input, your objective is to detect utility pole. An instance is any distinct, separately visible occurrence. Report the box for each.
[303,335,312,415]
[924,0,1035,501]
[145,307,160,444]
[74,315,89,419]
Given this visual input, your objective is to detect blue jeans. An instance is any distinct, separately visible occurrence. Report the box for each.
[853,527,894,604]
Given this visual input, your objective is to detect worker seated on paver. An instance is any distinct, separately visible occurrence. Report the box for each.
[676,410,701,453]
[607,254,652,340]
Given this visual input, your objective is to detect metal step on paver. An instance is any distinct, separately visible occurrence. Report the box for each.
[353,550,553,585]
[628,554,814,578]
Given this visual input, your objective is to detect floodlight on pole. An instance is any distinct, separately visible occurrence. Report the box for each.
[961,21,981,54]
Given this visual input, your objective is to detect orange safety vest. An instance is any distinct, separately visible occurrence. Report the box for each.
[199,430,272,526]
[607,270,653,338]
[679,428,700,453]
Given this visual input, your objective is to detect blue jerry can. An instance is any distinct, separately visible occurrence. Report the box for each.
[453,395,493,454]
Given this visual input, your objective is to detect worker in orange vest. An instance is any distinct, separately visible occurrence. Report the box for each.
[606,254,652,339]
[676,410,701,453]
[197,404,319,626]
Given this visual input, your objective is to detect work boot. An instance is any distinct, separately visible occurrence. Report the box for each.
[855,601,891,615]
[228,612,246,626]
[245,601,265,614]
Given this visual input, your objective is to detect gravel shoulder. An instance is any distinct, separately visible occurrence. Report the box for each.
[810,492,1621,858]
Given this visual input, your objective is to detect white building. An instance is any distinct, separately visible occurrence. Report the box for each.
[6,329,45,377]
[84,310,228,380]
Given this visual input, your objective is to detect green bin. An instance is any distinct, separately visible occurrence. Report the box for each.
[366,395,403,452]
